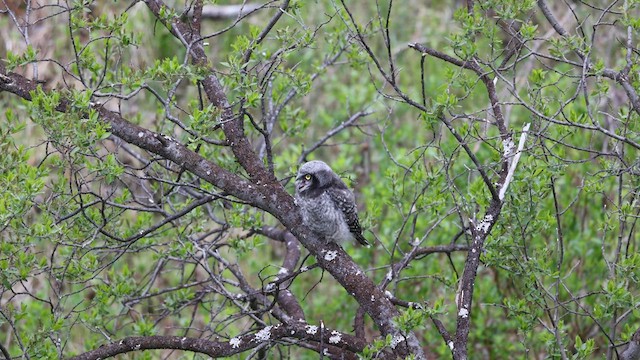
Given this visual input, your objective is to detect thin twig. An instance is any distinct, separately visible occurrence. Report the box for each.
[298,111,373,164]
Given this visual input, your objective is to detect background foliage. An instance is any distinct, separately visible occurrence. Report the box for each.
[1,0,640,359]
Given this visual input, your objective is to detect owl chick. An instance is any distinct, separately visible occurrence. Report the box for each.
[295,160,369,246]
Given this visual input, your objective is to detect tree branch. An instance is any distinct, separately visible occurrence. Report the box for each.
[67,323,366,360]
[258,226,305,321]
[621,327,640,360]
[298,110,373,164]
[0,342,10,360]
[143,0,277,186]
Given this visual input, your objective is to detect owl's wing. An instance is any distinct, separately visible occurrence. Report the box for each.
[326,187,370,246]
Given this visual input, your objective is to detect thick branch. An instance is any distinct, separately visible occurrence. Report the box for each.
[143,0,277,186]
[406,34,521,360]
[451,121,529,360]
[258,226,305,321]
[299,241,425,359]
[621,327,640,360]
[0,64,276,213]
[67,323,366,360]
[452,200,502,359]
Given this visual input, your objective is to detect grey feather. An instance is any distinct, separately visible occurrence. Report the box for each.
[295,160,369,246]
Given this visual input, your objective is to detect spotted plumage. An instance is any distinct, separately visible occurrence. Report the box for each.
[294,160,369,246]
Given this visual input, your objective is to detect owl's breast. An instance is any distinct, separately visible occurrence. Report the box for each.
[299,193,351,243]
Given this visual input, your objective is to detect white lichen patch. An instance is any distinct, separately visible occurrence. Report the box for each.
[390,335,404,349]
[385,290,393,298]
[278,267,289,275]
[371,295,375,302]
[300,266,309,272]
[230,337,241,348]
[328,331,342,344]
[324,250,338,261]
[503,138,515,157]
[475,214,494,233]
[448,341,454,350]
[458,307,469,318]
[254,326,273,342]
[264,283,276,292]
[137,131,144,138]
[386,270,393,281]
[206,170,211,175]
[305,325,318,335]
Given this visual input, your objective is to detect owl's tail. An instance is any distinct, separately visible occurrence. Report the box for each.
[354,232,370,247]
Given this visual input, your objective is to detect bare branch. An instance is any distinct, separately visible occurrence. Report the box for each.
[67,324,366,360]
[0,342,10,360]
[258,226,305,320]
[298,110,373,164]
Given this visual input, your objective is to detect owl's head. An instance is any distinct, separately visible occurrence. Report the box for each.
[295,160,335,195]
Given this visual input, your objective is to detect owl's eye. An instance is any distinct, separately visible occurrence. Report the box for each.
[304,174,312,181]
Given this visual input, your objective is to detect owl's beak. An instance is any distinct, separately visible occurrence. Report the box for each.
[295,177,310,192]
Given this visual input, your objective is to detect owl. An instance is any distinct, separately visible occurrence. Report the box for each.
[294,160,369,246]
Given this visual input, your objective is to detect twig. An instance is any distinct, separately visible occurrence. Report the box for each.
[0,342,10,360]
[298,111,373,164]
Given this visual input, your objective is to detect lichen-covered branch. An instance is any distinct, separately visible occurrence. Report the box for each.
[67,323,366,360]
